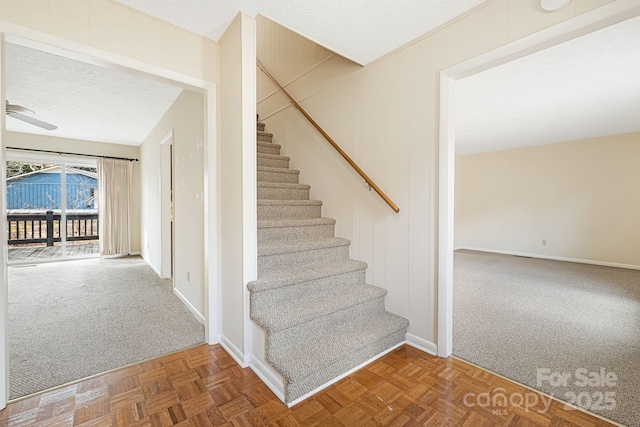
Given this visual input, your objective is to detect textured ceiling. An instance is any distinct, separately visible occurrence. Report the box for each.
[456,16,640,155]
[5,42,182,146]
[113,0,485,65]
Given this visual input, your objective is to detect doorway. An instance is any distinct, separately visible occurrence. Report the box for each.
[437,3,640,426]
[437,0,640,360]
[0,29,218,408]
[161,130,174,281]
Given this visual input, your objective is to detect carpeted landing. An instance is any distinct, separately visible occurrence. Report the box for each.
[8,256,204,399]
[454,249,640,427]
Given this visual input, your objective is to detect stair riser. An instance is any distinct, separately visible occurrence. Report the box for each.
[257,205,321,221]
[257,144,280,155]
[267,297,386,352]
[257,186,309,201]
[258,133,273,143]
[258,223,334,243]
[257,170,299,184]
[257,123,265,132]
[284,330,406,403]
[258,245,350,276]
[257,157,289,168]
[251,270,368,329]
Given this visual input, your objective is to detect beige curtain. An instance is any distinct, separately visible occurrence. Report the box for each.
[97,158,132,256]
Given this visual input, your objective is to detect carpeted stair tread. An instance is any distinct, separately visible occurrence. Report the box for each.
[252,284,386,333]
[285,330,405,403]
[258,153,290,161]
[258,140,279,146]
[257,181,309,190]
[258,200,322,220]
[268,312,409,383]
[257,199,322,207]
[258,132,274,142]
[248,259,367,293]
[258,141,280,149]
[258,182,311,202]
[258,237,349,257]
[258,153,290,169]
[258,217,335,229]
[257,166,300,175]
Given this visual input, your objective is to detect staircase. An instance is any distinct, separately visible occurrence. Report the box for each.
[248,121,410,405]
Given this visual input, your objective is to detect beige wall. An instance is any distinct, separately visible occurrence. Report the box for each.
[455,132,640,267]
[257,0,616,347]
[0,0,218,82]
[256,15,361,121]
[5,131,141,253]
[140,89,205,317]
[218,13,256,360]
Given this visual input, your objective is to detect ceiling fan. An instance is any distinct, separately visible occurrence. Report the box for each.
[5,100,57,131]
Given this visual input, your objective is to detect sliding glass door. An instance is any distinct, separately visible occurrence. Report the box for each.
[6,156,99,264]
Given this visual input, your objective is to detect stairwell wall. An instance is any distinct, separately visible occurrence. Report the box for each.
[256,15,362,123]
[256,0,615,351]
[455,132,640,268]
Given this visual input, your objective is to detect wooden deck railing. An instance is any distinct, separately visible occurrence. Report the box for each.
[257,61,400,213]
[7,211,99,246]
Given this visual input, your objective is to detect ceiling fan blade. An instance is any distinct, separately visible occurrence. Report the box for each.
[6,101,35,115]
[7,111,58,131]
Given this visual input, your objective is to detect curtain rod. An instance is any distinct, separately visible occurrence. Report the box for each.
[6,147,139,162]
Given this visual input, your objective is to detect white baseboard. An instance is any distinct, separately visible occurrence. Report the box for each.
[457,247,640,271]
[141,255,163,278]
[405,334,438,356]
[220,335,249,368]
[148,263,162,278]
[250,356,286,402]
[286,341,404,407]
[172,287,205,325]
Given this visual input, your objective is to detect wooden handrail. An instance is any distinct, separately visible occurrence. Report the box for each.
[257,61,400,213]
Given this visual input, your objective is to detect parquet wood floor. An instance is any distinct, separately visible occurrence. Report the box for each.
[0,344,617,427]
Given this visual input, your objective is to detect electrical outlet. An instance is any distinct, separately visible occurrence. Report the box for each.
[187,270,190,281]
[542,239,547,246]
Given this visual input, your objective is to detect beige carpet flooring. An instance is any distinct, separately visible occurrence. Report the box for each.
[454,250,640,427]
[8,256,205,399]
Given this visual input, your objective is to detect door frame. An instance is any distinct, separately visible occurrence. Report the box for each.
[1,33,8,407]
[0,26,219,409]
[437,0,640,357]
[160,130,174,280]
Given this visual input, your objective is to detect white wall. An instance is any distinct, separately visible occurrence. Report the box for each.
[218,13,256,364]
[455,132,640,267]
[140,89,206,318]
[255,0,616,351]
[5,131,141,253]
